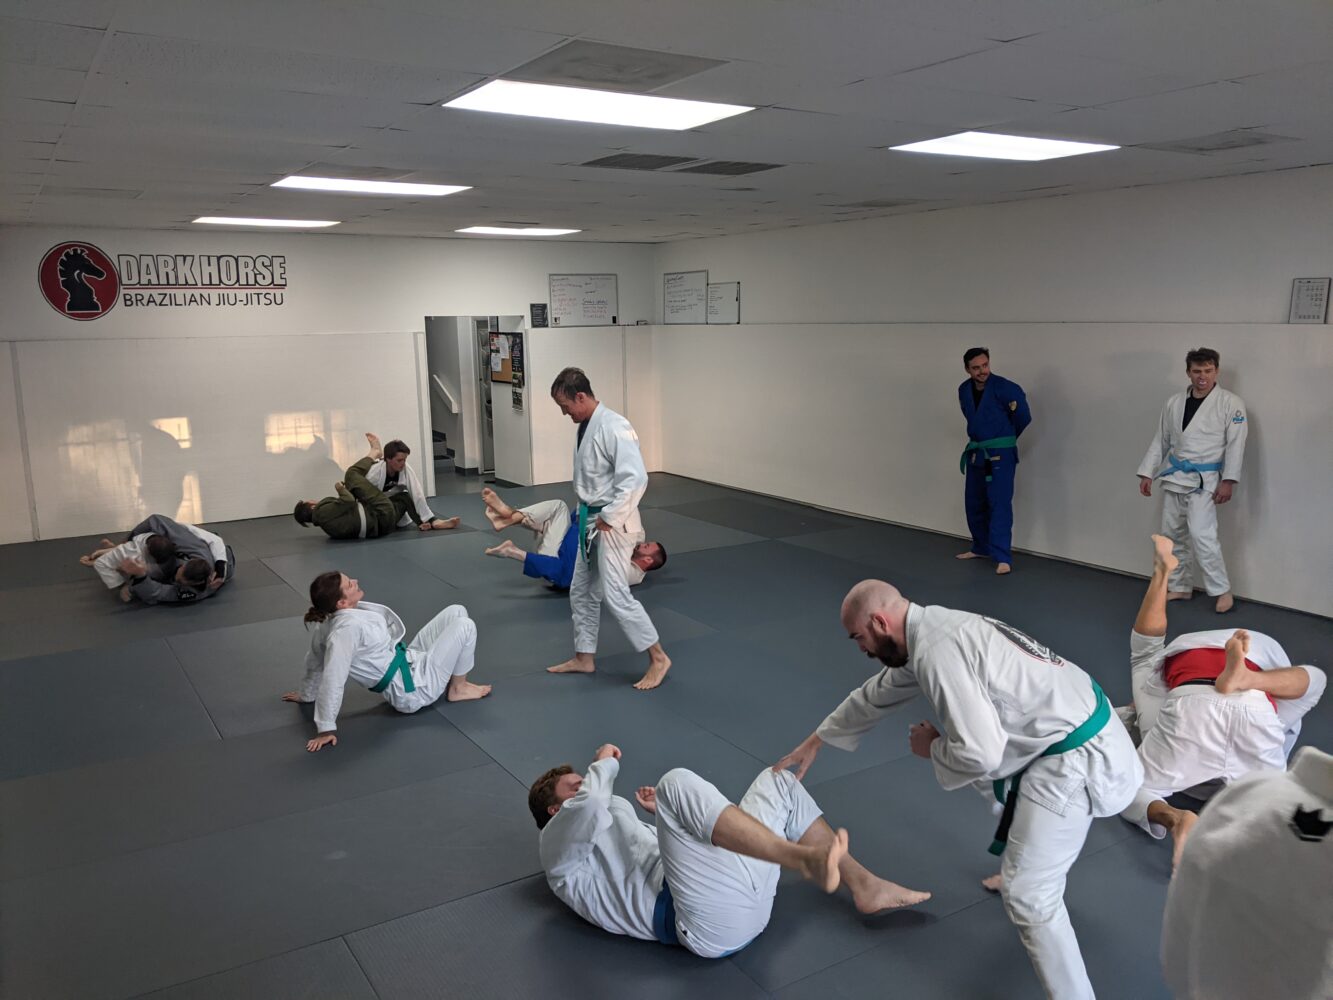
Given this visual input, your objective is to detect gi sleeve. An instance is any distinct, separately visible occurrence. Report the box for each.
[127,513,174,540]
[183,523,228,568]
[1008,383,1032,437]
[313,622,357,733]
[404,465,436,523]
[554,758,620,848]
[917,648,1007,789]
[129,576,187,605]
[296,625,327,703]
[816,666,920,751]
[598,425,648,531]
[1221,396,1247,482]
[1136,404,1172,479]
[334,483,354,502]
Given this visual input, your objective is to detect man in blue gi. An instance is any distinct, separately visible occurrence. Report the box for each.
[481,489,666,590]
[956,347,1031,575]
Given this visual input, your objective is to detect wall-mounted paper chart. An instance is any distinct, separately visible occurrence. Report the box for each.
[664,270,708,324]
[706,282,740,324]
[549,273,618,327]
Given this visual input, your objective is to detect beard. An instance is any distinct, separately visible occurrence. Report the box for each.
[872,633,908,668]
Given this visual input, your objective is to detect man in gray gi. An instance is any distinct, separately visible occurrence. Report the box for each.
[114,514,236,605]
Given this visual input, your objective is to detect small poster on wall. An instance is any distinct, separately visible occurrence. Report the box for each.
[512,383,524,411]
[530,302,548,328]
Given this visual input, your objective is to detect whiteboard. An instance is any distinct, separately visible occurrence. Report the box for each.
[707,282,740,324]
[549,273,618,327]
[663,270,707,324]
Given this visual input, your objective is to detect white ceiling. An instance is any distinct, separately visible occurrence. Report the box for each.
[2,0,1331,242]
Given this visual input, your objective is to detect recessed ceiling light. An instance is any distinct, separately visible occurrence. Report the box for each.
[456,226,581,236]
[272,176,471,196]
[443,79,751,131]
[193,217,340,228]
[889,131,1119,161]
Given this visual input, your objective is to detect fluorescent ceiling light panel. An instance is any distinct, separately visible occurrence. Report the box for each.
[889,131,1119,161]
[193,217,340,227]
[272,176,470,196]
[443,79,751,130]
[456,226,581,236]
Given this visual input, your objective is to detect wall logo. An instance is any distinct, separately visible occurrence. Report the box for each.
[38,242,120,320]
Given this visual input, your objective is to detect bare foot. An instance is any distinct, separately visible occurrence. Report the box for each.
[548,655,596,675]
[633,653,672,691]
[365,432,382,460]
[852,878,932,914]
[480,487,515,518]
[430,517,461,531]
[956,551,983,560]
[1169,810,1199,873]
[1167,591,1193,602]
[484,507,521,531]
[485,539,525,561]
[1214,591,1234,614]
[995,563,1011,576]
[1151,534,1179,576]
[802,829,848,894]
[79,554,97,566]
[446,678,492,702]
[981,873,1003,893]
[1215,629,1253,693]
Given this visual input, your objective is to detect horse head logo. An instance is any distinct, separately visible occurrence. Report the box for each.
[39,241,119,320]
[58,246,107,313]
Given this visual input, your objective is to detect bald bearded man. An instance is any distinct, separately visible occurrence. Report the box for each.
[776,580,1141,1000]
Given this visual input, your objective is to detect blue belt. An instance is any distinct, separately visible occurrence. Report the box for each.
[577,502,606,563]
[369,642,415,694]
[652,882,680,946]
[988,680,1110,856]
[1156,453,1223,485]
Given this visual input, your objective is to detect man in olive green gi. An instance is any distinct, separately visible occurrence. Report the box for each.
[293,455,420,540]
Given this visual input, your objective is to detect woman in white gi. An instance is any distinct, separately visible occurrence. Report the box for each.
[545,368,671,690]
[364,432,459,531]
[1137,347,1247,613]
[283,571,491,752]
[777,580,1142,1000]
[1117,535,1326,867]
[529,744,928,957]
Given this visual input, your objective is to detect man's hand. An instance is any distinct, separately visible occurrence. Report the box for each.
[635,786,657,814]
[1213,480,1235,505]
[594,517,614,533]
[774,732,823,781]
[281,691,307,703]
[594,743,622,762]
[118,556,147,576]
[909,721,940,759]
[207,572,225,591]
[419,522,432,531]
[1138,476,1152,498]
[306,733,337,753]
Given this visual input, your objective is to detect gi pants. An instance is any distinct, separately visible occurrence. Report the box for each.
[346,456,403,537]
[92,536,147,589]
[655,768,822,959]
[964,449,1016,564]
[520,500,577,589]
[387,605,476,712]
[571,522,658,654]
[1161,487,1229,596]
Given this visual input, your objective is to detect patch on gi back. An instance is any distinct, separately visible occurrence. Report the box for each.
[982,616,1062,664]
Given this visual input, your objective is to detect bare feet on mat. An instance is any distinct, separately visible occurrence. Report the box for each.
[956,551,983,560]
[1215,629,1253,693]
[446,678,492,701]
[633,652,672,691]
[484,507,522,531]
[995,563,1011,575]
[484,539,524,561]
[428,517,460,531]
[365,432,382,460]
[481,487,515,518]
[853,878,932,914]
[1214,591,1234,614]
[981,873,1004,893]
[802,828,848,894]
[548,654,596,675]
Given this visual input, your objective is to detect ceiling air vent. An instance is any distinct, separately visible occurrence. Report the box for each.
[1139,130,1297,154]
[508,41,725,93]
[582,153,700,171]
[672,160,785,175]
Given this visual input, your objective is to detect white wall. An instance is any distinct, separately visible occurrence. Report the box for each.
[649,166,1333,616]
[527,327,629,486]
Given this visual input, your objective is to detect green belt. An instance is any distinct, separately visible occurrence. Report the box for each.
[960,435,1018,480]
[577,502,606,562]
[988,679,1110,856]
[369,642,415,694]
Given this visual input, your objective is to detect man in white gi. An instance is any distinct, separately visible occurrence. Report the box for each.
[776,580,1142,1000]
[364,432,459,531]
[1161,746,1333,1000]
[1137,347,1247,613]
[545,368,671,691]
[529,743,929,957]
[1117,535,1326,868]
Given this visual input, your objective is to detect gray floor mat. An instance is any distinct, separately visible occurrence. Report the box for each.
[639,506,768,554]
[131,939,377,1000]
[3,764,538,1000]
[666,497,856,538]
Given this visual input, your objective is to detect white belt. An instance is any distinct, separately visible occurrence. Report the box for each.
[356,502,368,539]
